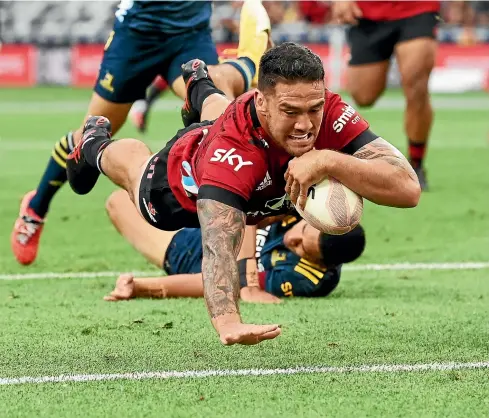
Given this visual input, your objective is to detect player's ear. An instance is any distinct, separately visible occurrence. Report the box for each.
[254,90,267,115]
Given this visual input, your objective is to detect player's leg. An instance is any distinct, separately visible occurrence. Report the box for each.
[169,0,271,101]
[105,190,178,268]
[65,115,153,228]
[346,19,396,107]
[10,25,158,265]
[395,12,439,190]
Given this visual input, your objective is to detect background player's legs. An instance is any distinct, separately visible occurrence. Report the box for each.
[11,93,135,265]
[105,190,178,268]
[11,22,157,265]
[346,61,390,107]
[395,37,436,189]
[170,0,270,102]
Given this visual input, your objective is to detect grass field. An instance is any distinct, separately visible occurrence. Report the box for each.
[0,87,488,417]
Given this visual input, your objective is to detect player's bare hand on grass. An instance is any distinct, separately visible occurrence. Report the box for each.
[104,273,135,301]
[219,323,281,346]
[240,286,282,304]
[332,1,363,25]
[285,149,327,210]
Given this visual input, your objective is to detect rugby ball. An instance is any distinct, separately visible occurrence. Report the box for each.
[295,177,363,235]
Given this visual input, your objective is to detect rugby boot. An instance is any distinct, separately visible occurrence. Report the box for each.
[66,116,112,195]
[181,59,212,127]
[10,190,45,265]
[413,164,429,191]
[130,100,149,133]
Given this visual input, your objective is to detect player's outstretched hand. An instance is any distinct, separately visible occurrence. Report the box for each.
[285,149,328,210]
[104,273,135,301]
[240,286,282,304]
[219,323,281,346]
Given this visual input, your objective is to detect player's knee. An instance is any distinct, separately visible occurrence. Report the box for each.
[319,225,366,266]
[105,190,128,226]
[350,90,380,108]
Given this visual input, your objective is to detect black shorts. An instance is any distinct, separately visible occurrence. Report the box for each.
[347,12,440,66]
[138,121,214,231]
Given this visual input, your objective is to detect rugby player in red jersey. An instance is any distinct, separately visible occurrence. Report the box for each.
[332,0,441,189]
[66,42,420,346]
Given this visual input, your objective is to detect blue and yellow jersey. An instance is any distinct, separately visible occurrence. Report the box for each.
[114,0,212,34]
[163,217,341,298]
[257,216,341,298]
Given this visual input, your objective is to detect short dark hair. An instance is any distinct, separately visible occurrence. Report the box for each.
[258,42,325,91]
[319,225,366,265]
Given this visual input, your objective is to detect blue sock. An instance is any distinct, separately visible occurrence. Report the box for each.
[222,57,256,92]
[29,132,74,218]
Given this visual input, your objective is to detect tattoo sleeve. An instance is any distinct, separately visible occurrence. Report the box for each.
[197,199,246,319]
[353,137,417,182]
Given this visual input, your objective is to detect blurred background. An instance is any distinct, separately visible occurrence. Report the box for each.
[0,0,488,92]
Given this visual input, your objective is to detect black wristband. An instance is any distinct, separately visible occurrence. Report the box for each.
[238,258,251,289]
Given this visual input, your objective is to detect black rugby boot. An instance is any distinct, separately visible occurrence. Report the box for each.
[66,116,112,195]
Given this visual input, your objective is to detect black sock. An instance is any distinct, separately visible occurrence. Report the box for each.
[408,139,427,168]
[82,131,112,173]
[189,79,225,115]
[29,132,74,218]
[146,77,168,105]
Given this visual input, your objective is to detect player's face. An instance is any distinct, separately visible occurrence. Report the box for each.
[283,220,323,264]
[256,81,325,157]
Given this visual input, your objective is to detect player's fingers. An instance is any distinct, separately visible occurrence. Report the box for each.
[251,324,280,336]
[297,185,309,211]
[289,180,300,205]
[103,294,117,302]
[220,333,239,346]
[257,328,282,341]
[285,174,294,196]
[284,166,290,181]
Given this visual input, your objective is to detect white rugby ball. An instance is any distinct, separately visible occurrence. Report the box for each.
[295,177,363,235]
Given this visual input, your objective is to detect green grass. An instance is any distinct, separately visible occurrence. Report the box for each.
[0,88,488,417]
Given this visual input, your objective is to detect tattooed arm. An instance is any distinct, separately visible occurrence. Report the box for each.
[286,136,420,209]
[197,198,246,327]
[326,137,421,207]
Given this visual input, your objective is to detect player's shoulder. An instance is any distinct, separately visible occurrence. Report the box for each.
[324,89,349,112]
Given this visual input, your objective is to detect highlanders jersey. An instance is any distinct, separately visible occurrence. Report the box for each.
[256,216,341,297]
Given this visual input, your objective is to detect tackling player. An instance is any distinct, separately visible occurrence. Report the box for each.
[332,0,441,190]
[103,190,366,302]
[65,43,420,345]
[11,0,271,266]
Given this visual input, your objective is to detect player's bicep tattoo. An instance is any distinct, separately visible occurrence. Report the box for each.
[197,199,246,319]
[353,137,417,182]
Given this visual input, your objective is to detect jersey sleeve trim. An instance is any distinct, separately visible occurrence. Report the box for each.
[340,129,378,155]
[197,185,247,212]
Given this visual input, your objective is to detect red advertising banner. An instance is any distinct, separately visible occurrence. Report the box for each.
[0,45,37,86]
[71,44,104,87]
[1,42,489,88]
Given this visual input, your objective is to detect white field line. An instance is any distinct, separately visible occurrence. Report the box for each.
[1,361,488,386]
[0,97,489,114]
[1,262,488,281]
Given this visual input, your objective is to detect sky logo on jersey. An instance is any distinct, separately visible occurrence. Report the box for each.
[210,148,253,172]
[332,105,357,133]
[181,161,198,197]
